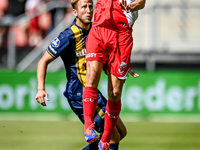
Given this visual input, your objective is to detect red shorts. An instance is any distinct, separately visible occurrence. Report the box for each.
[86,26,133,78]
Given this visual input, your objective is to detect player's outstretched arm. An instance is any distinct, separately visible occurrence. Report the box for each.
[35,51,55,106]
[127,68,139,78]
[120,0,146,13]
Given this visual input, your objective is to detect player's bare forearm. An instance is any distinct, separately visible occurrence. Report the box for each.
[35,52,54,106]
[129,0,145,11]
[36,51,55,91]
[120,0,145,13]
[37,59,47,91]
[36,59,48,106]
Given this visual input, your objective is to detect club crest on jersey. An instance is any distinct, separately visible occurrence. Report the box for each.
[118,61,127,74]
[52,37,60,47]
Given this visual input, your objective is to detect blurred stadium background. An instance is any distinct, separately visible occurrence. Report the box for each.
[0,0,200,150]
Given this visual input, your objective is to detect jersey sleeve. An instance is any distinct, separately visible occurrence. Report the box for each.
[46,31,70,58]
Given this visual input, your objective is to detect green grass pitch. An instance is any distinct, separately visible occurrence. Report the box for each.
[0,120,200,150]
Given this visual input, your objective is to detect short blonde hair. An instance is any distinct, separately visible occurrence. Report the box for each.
[71,0,79,9]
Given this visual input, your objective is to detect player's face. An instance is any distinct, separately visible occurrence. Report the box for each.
[73,0,93,28]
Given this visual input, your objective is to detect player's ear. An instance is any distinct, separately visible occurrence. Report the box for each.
[72,9,78,17]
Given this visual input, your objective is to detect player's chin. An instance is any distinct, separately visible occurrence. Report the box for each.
[84,19,91,24]
[85,17,92,22]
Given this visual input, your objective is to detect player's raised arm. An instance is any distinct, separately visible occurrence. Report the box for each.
[35,51,55,106]
[120,0,146,13]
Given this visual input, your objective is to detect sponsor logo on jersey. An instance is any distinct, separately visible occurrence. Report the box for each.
[118,61,127,74]
[49,44,57,54]
[105,110,119,119]
[86,53,97,59]
[52,37,60,47]
[75,48,86,57]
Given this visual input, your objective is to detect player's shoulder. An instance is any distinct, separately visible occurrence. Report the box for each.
[70,24,84,35]
[50,27,74,48]
[49,27,73,50]
[58,27,73,40]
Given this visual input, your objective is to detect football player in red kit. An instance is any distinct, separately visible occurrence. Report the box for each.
[83,0,146,149]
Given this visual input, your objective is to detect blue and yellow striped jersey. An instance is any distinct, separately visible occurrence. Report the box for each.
[47,19,91,101]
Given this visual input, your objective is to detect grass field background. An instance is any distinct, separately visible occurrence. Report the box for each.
[1,117,200,150]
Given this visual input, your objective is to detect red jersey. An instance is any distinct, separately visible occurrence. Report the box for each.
[86,0,139,78]
[93,0,138,31]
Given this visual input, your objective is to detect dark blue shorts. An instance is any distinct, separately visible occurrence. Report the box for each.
[65,90,107,133]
